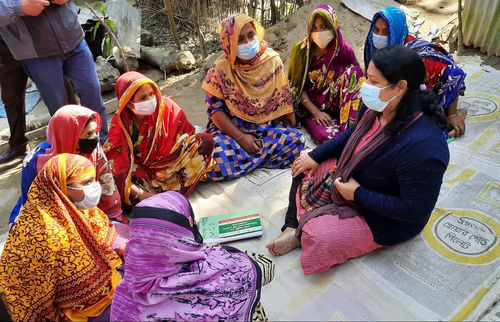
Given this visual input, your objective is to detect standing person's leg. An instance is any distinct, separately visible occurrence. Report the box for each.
[63,40,108,142]
[64,77,79,105]
[22,57,67,115]
[0,54,28,162]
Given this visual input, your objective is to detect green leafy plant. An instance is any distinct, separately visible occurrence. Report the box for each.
[90,2,117,58]
[86,2,129,71]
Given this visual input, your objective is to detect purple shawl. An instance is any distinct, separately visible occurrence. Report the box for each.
[111,191,261,321]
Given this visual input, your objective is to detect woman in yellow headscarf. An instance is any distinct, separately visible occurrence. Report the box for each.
[0,154,122,322]
[202,14,304,181]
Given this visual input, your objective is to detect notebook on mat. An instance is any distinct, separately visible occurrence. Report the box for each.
[197,209,263,244]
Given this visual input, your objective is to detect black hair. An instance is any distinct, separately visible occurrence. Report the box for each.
[371,45,447,136]
[84,114,97,127]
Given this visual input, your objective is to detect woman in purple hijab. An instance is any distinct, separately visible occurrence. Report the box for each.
[110,191,274,321]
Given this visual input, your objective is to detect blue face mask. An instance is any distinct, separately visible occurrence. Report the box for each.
[372,33,388,50]
[237,37,260,60]
[361,82,399,112]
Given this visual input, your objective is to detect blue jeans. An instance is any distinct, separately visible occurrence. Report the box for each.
[22,40,108,141]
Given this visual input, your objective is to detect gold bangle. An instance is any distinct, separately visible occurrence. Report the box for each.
[302,98,310,104]
[447,113,457,118]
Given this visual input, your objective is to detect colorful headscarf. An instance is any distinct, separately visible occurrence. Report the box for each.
[33,105,123,220]
[288,4,360,104]
[111,191,262,321]
[0,154,122,322]
[364,7,466,110]
[364,7,409,67]
[104,72,195,205]
[404,35,466,109]
[202,14,295,124]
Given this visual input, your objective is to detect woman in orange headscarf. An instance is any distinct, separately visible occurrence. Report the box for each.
[105,72,215,206]
[9,105,125,225]
[0,153,122,321]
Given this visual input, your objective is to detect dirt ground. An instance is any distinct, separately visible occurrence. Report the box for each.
[156,0,499,128]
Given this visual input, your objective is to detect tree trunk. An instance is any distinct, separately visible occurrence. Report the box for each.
[162,0,181,50]
[457,0,464,54]
[270,0,278,24]
[193,0,208,59]
[202,0,207,18]
[260,0,265,25]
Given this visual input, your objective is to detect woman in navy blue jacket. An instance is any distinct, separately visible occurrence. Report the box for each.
[267,46,450,275]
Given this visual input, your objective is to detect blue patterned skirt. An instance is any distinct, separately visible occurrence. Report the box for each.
[205,95,305,181]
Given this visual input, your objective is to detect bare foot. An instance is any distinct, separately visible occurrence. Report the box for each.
[266,228,301,256]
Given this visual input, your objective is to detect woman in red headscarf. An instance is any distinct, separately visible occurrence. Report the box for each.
[104,72,215,206]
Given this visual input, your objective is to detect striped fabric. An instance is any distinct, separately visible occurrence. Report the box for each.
[247,252,276,286]
[296,159,382,275]
[245,252,275,321]
[300,214,382,275]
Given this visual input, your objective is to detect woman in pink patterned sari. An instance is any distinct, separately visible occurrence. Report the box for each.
[288,4,365,143]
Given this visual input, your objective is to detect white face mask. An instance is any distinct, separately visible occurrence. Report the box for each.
[372,33,388,50]
[132,96,157,115]
[311,30,334,49]
[70,181,102,210]
[237,37,260,60]
[361,82,400,112]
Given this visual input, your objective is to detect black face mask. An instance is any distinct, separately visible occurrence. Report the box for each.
[77,136,99,154]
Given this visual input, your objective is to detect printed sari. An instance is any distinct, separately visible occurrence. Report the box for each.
[288,4,365,143]
[202,15,304,181]
[9,105,124,224]
[111,191,275,321]
[104,72,215,204]
[0,154,122,322]
[364,7,466,110]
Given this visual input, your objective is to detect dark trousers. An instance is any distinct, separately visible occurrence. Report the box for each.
[282,173,305,231]
[0,47,28,150]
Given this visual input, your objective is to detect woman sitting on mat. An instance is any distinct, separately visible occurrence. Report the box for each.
[289,4,365,143]
[202,14,304,181]
[364,7,467,138]
[0,154,122,321]
[111,191,275,321]
[267,46,449,275]
[105,72,215,206]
